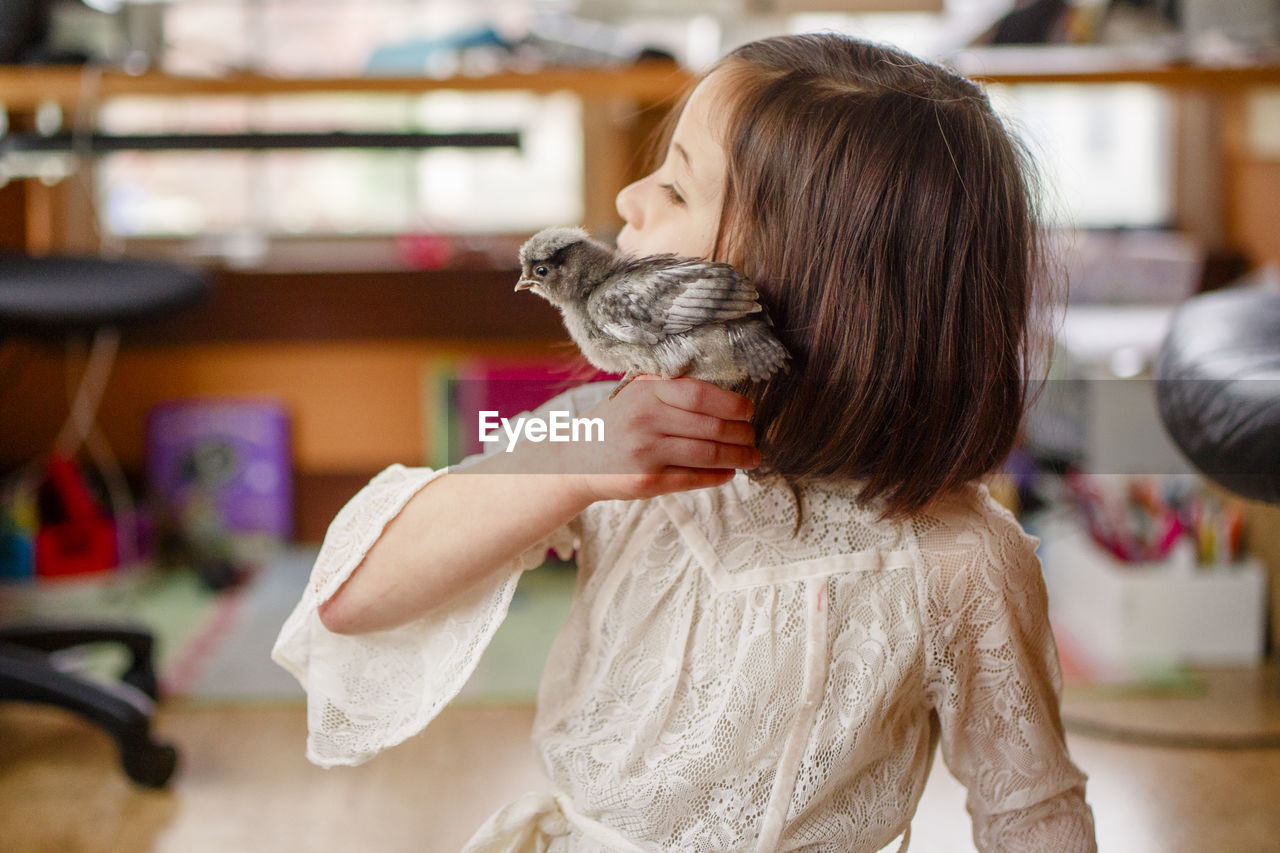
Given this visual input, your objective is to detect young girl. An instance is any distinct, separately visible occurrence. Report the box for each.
[274,33,1097,852]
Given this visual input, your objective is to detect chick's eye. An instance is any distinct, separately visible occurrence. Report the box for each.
[535,265,549,277]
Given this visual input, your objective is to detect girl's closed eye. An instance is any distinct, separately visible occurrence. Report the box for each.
[659,183,686,206]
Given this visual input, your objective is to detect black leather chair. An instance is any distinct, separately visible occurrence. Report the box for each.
[0,253,208,787]
[1155,283,1280,506]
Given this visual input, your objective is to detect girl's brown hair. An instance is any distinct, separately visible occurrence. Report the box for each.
[694,33,1049,518]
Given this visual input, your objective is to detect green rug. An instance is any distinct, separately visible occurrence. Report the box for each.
[0,565,221,693]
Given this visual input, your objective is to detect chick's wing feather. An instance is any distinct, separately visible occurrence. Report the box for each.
[592,257,762,345]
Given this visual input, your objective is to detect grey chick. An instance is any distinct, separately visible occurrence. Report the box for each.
[516,226,789,399]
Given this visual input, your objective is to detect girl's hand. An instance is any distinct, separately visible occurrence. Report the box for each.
[559,376,759,504]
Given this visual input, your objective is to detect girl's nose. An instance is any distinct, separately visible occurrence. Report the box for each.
[615,177,645,230]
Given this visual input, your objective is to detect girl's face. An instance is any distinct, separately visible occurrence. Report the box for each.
[615,71,729,260]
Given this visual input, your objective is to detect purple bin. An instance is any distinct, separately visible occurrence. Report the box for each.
[146,399,293,539]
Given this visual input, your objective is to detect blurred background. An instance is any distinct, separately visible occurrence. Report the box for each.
[1,1,1279,851]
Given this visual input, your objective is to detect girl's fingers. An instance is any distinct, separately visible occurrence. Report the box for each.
[659,436,761,471]
[660,407,755,446]
[650,377,754,421]
[654,467,737,492]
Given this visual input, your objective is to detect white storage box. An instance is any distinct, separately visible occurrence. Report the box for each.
[1039,524,1268,669]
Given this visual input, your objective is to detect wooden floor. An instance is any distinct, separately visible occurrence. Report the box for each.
[2,668,1279,852]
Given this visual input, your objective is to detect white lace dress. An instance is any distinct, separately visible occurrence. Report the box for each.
[273,382,1096,853]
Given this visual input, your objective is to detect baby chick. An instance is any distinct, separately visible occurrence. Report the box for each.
[516,227,789,398]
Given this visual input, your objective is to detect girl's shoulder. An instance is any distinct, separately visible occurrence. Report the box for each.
[907,482,1046,606]
[912,481,1032,547]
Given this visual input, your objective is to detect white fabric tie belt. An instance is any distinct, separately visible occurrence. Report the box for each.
[460,790,911,852]
[461,790,649,853]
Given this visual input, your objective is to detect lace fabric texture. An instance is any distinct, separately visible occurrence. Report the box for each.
[273,382,1096,852]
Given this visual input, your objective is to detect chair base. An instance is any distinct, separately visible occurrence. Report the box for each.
[0,623,179,788]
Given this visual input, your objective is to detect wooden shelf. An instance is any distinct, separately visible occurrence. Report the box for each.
[954,46,1280,89]
[0,64,694,111]
[3,51,1280,114]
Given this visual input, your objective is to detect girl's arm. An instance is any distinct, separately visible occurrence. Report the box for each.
[317,377,759,635]
[919,494,1097,852]
[315,446,590,635]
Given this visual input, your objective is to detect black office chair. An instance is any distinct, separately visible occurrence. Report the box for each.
[1155,283,1280,506]
[0,253,208,787]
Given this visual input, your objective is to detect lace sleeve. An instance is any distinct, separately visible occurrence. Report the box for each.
[917,489,1097,852]
[270,383,608,769]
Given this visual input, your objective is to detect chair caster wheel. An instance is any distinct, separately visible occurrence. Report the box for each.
[123,741,178,788]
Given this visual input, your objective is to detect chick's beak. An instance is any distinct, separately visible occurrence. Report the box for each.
[514,279,537,292]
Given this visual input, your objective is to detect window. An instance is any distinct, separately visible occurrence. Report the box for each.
[987,83,1174,229]
[98,92,582,242]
